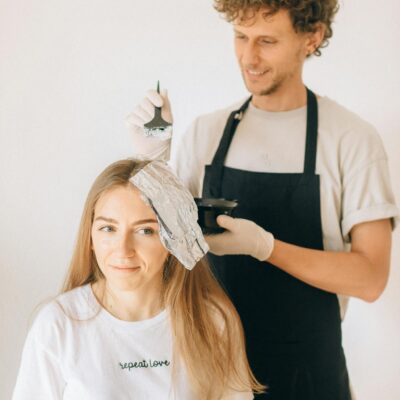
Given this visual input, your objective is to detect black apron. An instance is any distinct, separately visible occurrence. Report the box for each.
[203,89,351,400]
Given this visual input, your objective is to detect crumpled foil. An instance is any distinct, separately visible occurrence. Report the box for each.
[130,160,208,270]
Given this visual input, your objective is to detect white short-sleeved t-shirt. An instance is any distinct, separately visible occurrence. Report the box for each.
[13,285,253,400]
[172,96,398,317]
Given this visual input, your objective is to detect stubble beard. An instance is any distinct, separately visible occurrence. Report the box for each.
[242,51,301,97]
[242,70,286,97]
[258,79,282,96]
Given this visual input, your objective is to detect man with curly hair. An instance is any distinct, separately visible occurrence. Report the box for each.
[128,1,398,399]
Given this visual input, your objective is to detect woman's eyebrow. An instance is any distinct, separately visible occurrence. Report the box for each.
[132,218,158,226]
[94,216,158,225]
[94,216,118,223]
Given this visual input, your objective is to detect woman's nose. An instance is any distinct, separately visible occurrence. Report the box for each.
[114,232,135,256]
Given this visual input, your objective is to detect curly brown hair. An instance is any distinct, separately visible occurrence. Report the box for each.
[214,0,339,56]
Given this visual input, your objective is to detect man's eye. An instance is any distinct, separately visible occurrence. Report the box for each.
[261,40,275,45]
[99,226,115,233]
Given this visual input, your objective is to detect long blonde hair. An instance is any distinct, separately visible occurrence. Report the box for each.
[62,159,265,399]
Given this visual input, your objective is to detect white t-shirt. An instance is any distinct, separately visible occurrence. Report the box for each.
[172,96,398,318]
[13,285,253,400]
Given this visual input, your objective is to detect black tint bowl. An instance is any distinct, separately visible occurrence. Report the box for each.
[194,198,238,234]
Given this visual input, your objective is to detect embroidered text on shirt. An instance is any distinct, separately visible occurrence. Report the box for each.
[119,359,171,371]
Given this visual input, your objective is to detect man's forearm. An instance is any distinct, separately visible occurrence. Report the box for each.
[267,223,391,303]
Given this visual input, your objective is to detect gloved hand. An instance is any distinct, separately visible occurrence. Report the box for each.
[125,89,173,161]
[205,215,274,262]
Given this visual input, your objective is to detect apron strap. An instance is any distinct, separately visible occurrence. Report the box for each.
[208,97,252,197]
[303,88,318,175]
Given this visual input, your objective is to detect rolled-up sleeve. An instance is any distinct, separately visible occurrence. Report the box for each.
[340,128,398,241]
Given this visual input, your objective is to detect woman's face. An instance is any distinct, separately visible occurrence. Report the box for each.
[91,184,169,292]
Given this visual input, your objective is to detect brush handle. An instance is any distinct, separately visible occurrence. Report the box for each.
[155,80,162,115]
[154,105,162,118]
[143,80,172,132]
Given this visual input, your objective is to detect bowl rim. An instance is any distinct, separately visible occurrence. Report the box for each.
[194,197,238,209]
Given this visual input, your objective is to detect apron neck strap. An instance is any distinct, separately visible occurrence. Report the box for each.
[303,88,318,175]
[210,96,252,168]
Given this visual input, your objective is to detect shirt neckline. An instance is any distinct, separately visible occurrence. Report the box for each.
[83,284,168,332]
[247,96,327,121]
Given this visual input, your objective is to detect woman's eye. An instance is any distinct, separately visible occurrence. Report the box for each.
[99,225,115,233]
[137,227,155,236]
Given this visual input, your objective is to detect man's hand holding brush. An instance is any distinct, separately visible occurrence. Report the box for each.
[126,83,173,161]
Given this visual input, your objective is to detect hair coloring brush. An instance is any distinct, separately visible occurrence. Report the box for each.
[143,81,172,138]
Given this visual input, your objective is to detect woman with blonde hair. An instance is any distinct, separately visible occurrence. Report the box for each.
[13,158,265,400]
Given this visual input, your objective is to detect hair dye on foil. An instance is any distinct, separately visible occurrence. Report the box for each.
[143,127,172,140]
[130,161,208,269]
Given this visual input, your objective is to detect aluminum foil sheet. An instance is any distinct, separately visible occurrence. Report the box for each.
[130,160,208,270]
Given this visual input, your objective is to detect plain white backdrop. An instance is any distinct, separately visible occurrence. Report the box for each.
[1,1,399,399]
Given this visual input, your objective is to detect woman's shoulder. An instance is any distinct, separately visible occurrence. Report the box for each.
[32,284,98,333]
[54,284,99,319]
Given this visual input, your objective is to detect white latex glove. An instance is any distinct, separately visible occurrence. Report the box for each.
[205,215,274,262]
[125,89,173,161]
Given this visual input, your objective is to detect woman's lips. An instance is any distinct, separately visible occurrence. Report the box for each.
[110,265,140,272]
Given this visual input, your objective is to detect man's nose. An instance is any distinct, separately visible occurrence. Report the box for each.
[242,41,260,65]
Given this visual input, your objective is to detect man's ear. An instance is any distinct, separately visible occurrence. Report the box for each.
[305,23,326,56]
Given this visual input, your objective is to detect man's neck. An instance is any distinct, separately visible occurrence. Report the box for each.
[251,81,307,112]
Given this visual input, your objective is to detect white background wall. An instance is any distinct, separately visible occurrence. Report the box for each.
[0,0,399,399]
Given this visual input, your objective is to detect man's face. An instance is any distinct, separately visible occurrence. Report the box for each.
[234,8,312,97]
